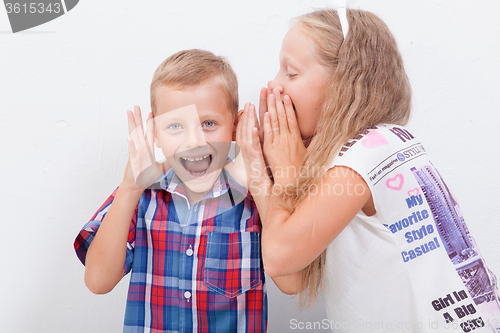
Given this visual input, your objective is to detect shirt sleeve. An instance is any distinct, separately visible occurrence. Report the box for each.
[73,187,138,275]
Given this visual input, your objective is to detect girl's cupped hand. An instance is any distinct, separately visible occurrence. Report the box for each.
[263,89,307,187]
[236,87,307,196]
[235,102,273,197]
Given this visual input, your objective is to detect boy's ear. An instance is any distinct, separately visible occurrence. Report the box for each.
[232,110,244,141]
[153,122,161,149]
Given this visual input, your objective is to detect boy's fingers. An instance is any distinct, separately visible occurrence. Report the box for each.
[236,105,248,144]
[128,110,146,153]
[284,95,300,137]
[240,103,249,145]
[244,103,250,138]
[129,114,149,157]
[273,90,289,134]
[146,113,155,149]
[129,126,143,155]
[127,110,136,134]
[235,113,241,144]
[236,111,242,144]
[134,105,143,133]
[127,136,137,158]
[129,107,145,149]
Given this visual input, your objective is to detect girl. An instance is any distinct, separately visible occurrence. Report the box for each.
[237,8,500,332]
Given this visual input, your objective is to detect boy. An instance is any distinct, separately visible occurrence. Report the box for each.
[74,49,267,332]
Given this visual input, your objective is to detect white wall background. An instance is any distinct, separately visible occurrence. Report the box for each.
[1,0,500,332]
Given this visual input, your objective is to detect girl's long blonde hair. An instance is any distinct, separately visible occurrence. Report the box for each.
[282,9,412,306]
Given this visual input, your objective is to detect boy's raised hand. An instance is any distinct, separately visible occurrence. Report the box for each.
[124,105,169,190]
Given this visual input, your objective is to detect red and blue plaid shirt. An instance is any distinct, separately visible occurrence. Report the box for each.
[74,169,267,333]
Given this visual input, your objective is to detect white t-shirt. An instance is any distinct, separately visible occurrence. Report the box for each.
[323,124,500,332]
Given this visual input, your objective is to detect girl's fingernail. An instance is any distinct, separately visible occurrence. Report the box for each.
[284,95,290,102]
[269,94,275,100]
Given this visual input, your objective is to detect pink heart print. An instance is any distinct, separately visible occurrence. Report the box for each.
[386,174,404,191]
[407,188,419,197]
[362,130,388,149]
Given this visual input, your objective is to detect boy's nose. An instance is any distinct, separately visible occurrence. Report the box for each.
[185,127,207,149]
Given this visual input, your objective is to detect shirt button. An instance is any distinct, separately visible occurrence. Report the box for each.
[186,247,193,256]
[184,291,192,299]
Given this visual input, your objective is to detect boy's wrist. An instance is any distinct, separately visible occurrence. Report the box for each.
[119,180,146,197]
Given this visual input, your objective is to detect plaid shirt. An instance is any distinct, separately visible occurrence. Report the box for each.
[74,169,267,333]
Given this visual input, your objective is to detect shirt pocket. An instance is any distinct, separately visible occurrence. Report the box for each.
[203,231,261,298]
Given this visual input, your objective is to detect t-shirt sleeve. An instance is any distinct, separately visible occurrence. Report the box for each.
[73,187,138,275]
[327,125,404,213]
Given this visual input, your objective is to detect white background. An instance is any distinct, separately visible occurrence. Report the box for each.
[1,0,500,332]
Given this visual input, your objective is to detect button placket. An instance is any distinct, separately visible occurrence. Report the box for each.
[186,245,193,256]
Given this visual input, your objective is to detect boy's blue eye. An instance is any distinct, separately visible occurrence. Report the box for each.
[203,121,216,128]
[168,124,181,130]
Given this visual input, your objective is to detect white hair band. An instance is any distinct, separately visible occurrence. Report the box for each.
[337,7,349,39]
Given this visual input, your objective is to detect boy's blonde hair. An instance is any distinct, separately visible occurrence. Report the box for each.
[283,9,412,307]
[150,49,238,117]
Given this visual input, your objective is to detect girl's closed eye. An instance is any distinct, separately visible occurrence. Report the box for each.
[286,73,297,78]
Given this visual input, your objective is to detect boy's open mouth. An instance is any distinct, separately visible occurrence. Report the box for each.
[180,154,213,177]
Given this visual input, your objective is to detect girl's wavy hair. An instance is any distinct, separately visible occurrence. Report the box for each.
[282,9,412,307]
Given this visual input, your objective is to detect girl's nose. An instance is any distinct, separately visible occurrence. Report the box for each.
[268,78,284,95]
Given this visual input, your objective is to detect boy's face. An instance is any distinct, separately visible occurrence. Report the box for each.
[154,83,235,203]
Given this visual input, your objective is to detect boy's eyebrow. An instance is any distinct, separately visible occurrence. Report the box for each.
[198,108,227,117]
[155,104,198,123]
[163,104,197,115]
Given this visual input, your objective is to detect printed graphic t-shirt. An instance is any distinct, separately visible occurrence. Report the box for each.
[323,124,500,333]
